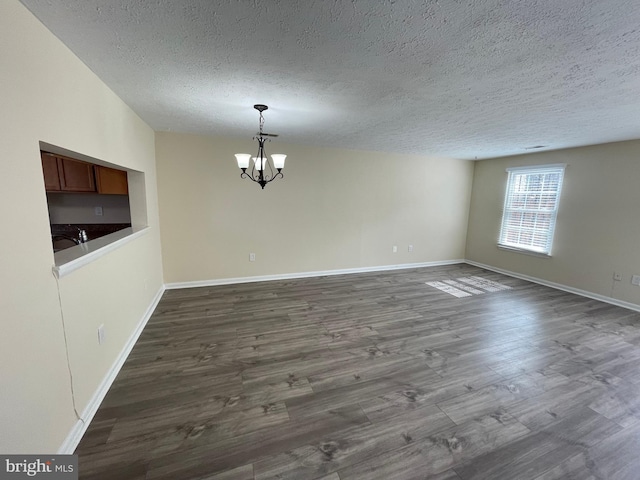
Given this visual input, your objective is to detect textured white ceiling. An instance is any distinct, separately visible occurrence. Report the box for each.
[19,0,640,159]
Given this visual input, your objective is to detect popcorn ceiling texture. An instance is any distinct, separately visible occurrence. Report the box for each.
[19,0,640,159]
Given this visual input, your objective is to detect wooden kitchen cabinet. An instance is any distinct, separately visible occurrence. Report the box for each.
[41,152,61,191]
[58,156,96,192]
[41,151,128,194]
[95,165,128,195]
[42,152,95,192]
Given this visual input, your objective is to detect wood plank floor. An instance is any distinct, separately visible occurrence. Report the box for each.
[75,264,640,479]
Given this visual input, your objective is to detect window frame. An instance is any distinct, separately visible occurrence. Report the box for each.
[498,164,566,256]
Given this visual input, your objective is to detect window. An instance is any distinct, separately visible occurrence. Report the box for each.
[498,164,565,255]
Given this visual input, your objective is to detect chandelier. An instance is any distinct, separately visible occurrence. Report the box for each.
[234,104,286,189]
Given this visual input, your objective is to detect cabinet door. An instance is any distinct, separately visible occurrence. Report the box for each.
[59,157,96,192]
[95,165,128,195]
[41,152,61,191]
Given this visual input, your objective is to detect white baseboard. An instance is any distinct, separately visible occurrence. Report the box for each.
[465,260,640,313]
[57,285,166,454]
[164,259,466,290]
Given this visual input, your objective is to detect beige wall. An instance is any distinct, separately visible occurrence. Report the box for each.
[156,132,474,283]
[466,140,640,307]
[0,1,163,453]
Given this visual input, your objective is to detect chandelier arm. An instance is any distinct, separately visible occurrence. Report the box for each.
[265,171,284,183]
[248,160,261,183]
[258,172,281,185]
[241,171,261,183]
[265,155,275,181]
[252,170,263,182]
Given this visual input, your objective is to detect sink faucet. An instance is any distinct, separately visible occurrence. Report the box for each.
[77,228,88,243]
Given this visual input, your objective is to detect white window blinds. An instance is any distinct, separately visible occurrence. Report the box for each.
[498,165,565,255]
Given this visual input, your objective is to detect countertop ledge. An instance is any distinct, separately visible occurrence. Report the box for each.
[53,226,149,278]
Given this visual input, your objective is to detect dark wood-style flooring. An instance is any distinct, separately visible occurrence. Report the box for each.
[76,264,640,479]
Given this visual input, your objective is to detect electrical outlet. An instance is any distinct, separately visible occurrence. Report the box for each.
[408,245,413,253]
[97,324,106,345]
[632,275,640,286]
[392,245,397,253]
[249,253,256,262]
[94,206,103,216]
[614,272,623,281]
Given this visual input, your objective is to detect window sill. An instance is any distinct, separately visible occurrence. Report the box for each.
[53,226,149,278]
[497,244,552,258]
